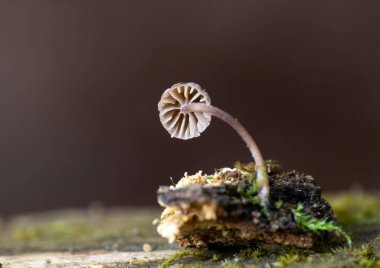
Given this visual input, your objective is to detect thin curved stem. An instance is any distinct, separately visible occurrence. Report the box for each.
[181,103,269,206]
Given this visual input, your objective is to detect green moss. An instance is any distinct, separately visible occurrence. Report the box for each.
[359,257,380,267]
[220,260,241,268]
[275,199,284,209]
[11,220,91,242]
[325,192,380,226]
[331,246,352,254]
[352,244,380,268]
[157,249,208,268]
[235,248,263,259]
[234,162,261,207]
[238,180,260,205]
[356,256,380,268]
[237,175,271,216]
[352,244,373,255]
[273,253,305,267]
[0,208,164,254]
[293,203,352,248]
[212,253,223,261]
[11,227,39,241]
[315,243,380,267]
[172,264,204,268]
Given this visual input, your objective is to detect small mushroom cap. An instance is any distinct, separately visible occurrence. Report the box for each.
[158,82,211,140]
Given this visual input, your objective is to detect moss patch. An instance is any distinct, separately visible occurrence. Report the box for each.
[292,203,352,247]
[155,243,380,268]
[0,208,168,255]
[273,253,306,267]
[325,192,380,226]
[157,249,208,268]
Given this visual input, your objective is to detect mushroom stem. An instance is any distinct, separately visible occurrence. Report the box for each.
[181,103,269,206]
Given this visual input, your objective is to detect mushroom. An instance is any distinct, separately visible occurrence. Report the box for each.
[158,82,211,140]
[158,82,269,206]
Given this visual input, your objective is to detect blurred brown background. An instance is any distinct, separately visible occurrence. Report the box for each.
[0,1,379,215]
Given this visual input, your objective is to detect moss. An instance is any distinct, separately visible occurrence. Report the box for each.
[234,166,270,214]
[331,246,352,254]
[171,264,204,268]
[11,221,91,243]
[325,192,380,226]
[235,248,263,260]
[326,244,380,268]
[237,179,260,206]
[275,199,284,209]
[10,220,91,243]
[11,227,39,241]
[157,249,208,268]
[273,253,305,267]
[212,253,223,261]
[352,244,380,268]
[0,208,164,254]
[293,203,352,247]
[220,260,241,268]
[156,244,380,268]
[356,256,380,268]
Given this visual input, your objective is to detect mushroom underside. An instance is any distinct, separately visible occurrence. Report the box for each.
[158,82,211,140]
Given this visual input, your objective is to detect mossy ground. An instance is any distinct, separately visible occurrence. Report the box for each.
[0,207,169,255]
[0,192,379,267]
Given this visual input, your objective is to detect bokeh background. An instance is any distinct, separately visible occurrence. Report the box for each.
[0,1,379,215]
